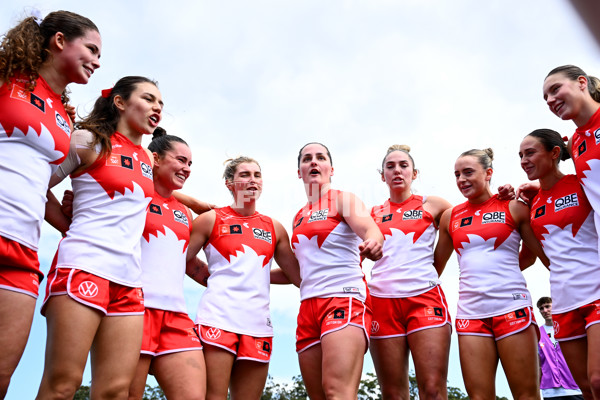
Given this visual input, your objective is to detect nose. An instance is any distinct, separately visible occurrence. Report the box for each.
[91,56,100,70]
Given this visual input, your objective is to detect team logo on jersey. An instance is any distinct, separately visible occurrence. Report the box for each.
[459,216,473,228]
[456,319,470,330]
[332,309,345,319]
[256,340,271,353]
[512,293,528,300]
[371,321,380,333]
[403,210,422,220]
[534,205,546,219]
[219,224,242,235]
[173,209,189,226]
[595,128,600,145]
[343,287,360,294]
[482,211,505,224]
[78,281,99,298]
[55,112,70,135]
[553,320,560,334]
[140,162,153,179]
[424,307,443,317]
[120,155,134,170]
[578,141,587,157]
[252,228,272,244]
[554,193,579,212]
[382,214,393,223]
[149,203,162,215]
[9,85,28,102]
[294,217,304,228]
[267,317,272,327]
[30,93,45,112]
[308,208,329,222]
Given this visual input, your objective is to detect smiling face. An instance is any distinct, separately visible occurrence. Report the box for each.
[153,142,192,192]
[297,143,334,187]
[116,82,163,137]
[382,150,417,196]
[454,155,492,201]
[519,136,558,181]
[56,29,102,85]
[227,162,263,202]
[543,72,587,121]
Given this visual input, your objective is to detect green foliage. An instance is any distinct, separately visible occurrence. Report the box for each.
[73,383,165,400]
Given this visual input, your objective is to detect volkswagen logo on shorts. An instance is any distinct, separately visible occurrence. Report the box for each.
[371,321,380,334]
[457,319,470,330]
[205,327,222,340]
[78,281,99,298]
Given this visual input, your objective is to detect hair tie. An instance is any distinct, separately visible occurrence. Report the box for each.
[101,88,113,98]
[31,8,43,26]
[562,136,569,142]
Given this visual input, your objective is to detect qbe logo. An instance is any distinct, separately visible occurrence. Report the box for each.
[173,209,189,226]
[308,208,328,222]
[253,228,272,244]
[78,281,99,298]
[403,210,422,220]
[140,162,153,179]
[482,211,505,224]
[55,111,71,135]
[554,193,578,212]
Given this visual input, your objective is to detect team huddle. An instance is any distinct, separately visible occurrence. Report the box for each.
[2,9,600,400]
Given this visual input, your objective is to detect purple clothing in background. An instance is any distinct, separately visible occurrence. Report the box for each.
[539,325,579,390]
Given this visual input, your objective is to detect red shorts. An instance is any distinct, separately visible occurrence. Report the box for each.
[0,265,40,298]
[198,325,272,363]
[141,308,202,356]
[0,236,41,297]
[553,300,600,341]
[42,268,144,316]
[370,286,451,338]
[296,296,372,353]
[455,307,535,341]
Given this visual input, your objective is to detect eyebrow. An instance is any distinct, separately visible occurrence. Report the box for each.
[145,93,164,107]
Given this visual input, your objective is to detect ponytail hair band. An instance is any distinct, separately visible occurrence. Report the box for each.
[31,8,43,26]
[101,88,113,98]
[562,136,569,142]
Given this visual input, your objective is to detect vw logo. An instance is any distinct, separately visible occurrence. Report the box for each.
[457,319,470,330]
[371,321,380,333]
[78,281,99,298]
[205,327,222,340]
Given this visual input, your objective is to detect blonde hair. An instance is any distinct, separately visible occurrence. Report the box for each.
[380,144,416,172]
[459,148,494,170]
[223,156,261,183]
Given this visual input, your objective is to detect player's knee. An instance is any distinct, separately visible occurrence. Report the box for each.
[418,377,446,400]
[588,371,600,395]
[322,378,355,400]
[94,379,131,399]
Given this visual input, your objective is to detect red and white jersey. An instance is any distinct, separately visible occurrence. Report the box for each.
[55,132,154,287]
[197,206,276,336]
[529,175,600,313]
[291,189,367,302]
[370,195,440,297]
[572,107,600,240]
[448,195,531,319]
[0,76,71,250]
[141,194,191,312]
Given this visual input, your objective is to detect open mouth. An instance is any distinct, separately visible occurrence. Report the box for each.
[149,114,160,126]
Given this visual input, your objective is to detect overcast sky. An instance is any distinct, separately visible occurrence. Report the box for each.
[3,1,600,398]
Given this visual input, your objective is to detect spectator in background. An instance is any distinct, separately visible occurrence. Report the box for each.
[537,297,584,400]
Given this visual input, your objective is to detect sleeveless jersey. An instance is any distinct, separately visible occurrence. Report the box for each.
[529,175,600,313]
[572,106,600,241]
[291,189,367,302]
[141,194,192,312]
[197,206,276,336]
[370,195,440,297]
[0,75,71,250]
[55,132,154,287]
[448,195,531,319]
